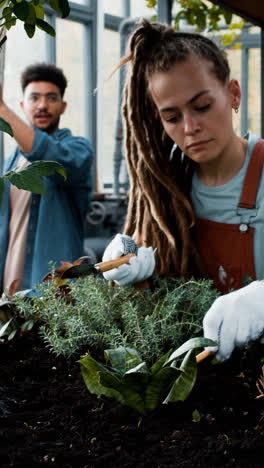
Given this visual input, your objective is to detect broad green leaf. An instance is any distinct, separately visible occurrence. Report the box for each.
[2,160,67,196]
[25,3,36,25]
[163,349,197,403]
[48,0,61,14]
[222,31,236,46]
[145,367,180,412]
[13,288,33,298]
[79,353,124,402]
[80,351,149,413]
[13,1,29,21]
[5,16,16,30]
[185,10,195,25]
[125,361,150,375]
[48,0,70,18]
[6,171,47,195]
[0,318,12,337]
[98,370,122,392]
[0,177,4,207]
[192,409,201,422]
[118,389,145,413]
[100,371,147,413]
[146,0,157,7]
[8,329,18,341]
[24,22,35,38]
[36,18,55,36]
[0,309,11,327]
[150,348,172,375]
[33,1,44,20]
[222,8,233,25]
[0,1,6,9]
[228,20,244,31]
[121,367,151,412]
[174,10,185,30]
[21,160,67,180]
[59,0,70,18]
[0,117,13,136]
[119,373,150,413]
[3,6,13,16]
[0,297,12,307]
[164,337,217,366]
[104,346,143,375]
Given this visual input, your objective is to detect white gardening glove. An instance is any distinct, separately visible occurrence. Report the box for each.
[102,234,156,286]
[203,280,264,361]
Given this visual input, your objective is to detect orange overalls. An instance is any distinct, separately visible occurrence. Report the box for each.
[195,140,264,294]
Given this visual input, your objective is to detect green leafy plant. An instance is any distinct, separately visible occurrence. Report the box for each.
[0,280,35,342]
[41,256,89,286]
[0,0,70,44]
[192,408,201,422]
[11,272,220,361]
[79,337,217,414]
[0,160,67,205]
[41,256,90,303]
[2,261,219,414]
[146,0,245,46]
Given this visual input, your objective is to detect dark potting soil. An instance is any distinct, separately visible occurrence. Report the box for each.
[1,330,264,468]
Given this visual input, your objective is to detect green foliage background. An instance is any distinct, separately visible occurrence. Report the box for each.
[146,0,245,46]
[0,0,70,43]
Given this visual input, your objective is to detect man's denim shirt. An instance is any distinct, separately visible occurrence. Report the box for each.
[0,127,94,293]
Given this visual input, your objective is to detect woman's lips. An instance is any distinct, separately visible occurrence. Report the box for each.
[187,139,211,150]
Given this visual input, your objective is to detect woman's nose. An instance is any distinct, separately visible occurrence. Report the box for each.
[183,113,200,135]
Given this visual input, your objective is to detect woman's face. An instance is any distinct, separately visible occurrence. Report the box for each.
[149,55,241,166]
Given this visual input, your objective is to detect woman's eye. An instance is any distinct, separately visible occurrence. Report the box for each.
[165,115,179,123]
[196,104,210,112]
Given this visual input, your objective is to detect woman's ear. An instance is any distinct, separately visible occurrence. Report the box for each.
[228,79,241,110]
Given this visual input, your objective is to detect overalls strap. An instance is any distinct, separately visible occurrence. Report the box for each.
[239,139,264,209]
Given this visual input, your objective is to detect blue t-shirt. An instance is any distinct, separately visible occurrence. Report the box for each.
[191,131,264,279]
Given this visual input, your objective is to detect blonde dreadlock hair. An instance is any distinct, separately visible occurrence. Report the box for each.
[121,19,230,278]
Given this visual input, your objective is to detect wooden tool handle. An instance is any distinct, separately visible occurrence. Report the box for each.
[95,253,136,273]
[196,349,213,363]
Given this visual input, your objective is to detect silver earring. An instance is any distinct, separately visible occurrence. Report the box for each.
[234,107,239,114]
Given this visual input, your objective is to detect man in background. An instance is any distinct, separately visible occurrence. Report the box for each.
[0,63,94,293]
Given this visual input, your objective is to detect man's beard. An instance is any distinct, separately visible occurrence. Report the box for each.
[34,114,60,134]
[43,116,60,134]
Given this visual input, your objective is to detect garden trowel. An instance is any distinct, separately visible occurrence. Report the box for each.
[61,253,136,279]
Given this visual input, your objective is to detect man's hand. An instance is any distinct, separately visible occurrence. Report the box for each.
[0,82,35,154]
[203,280,264,361]
[102,234,156,286]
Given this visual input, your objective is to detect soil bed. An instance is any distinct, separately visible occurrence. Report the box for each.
[1,331,264,468]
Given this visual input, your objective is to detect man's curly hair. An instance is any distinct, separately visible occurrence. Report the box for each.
[21,63,67,98]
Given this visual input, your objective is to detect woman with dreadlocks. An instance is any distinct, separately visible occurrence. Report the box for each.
[102,19,264,361]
